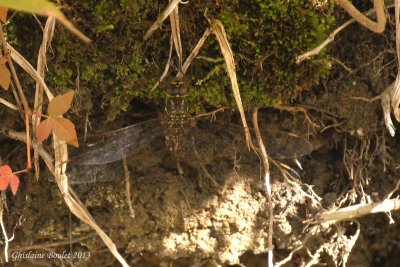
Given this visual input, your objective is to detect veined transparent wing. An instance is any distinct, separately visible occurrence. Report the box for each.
[194,120,313,160]
[68,118,164,165]
[52,118,165,184]
[60,117,312,184]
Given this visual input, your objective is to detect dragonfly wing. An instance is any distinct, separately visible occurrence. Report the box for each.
[67,161,126,184]
[69,118,164,165]
[47,161,126,184]
[261,130,313,159]
[194,119,313,160]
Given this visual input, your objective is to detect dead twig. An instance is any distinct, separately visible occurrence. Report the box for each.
[122,157,135,219]
[317,198,400,223]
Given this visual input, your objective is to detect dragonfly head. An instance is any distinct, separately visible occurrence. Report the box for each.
[164,77,189,97]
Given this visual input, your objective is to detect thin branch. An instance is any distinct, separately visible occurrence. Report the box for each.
[336,0,386,33]
[1,128,54,174]
[317,198,400,223]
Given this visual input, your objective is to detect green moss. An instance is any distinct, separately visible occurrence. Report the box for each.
[12,0,334,119]
[47,67,74,91]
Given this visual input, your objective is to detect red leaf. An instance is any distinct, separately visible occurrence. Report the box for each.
[48,90,75,117]
[0,165,12,176]
[0,165,20,195]
[0,177,8,190]
[52,117,79,147]
[0,165,10,190]
[0,63,11,90]
[36,118,53,143]
[9,175,20,196]
[0,7,7,23]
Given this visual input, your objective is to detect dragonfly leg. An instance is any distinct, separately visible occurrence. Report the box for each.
[189,136,220,187]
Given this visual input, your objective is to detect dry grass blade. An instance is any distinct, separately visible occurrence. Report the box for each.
[206,16,252,147]
[169,1,183,68]
[52,136,129,267]
[0,97,17,110]
[389,1,400,133]
[151,35,174,91]
[6,43,53,100]
[180,28,212,77]
[33,16,56,180]
[144,0,181,40]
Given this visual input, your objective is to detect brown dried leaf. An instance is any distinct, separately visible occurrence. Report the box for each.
[36,118,53,143]
[48,90,74,116]
[0,63,11,90]
[52,117,78,147]
[0,56,7,65]
[207,17,252,147]
[0,6,7,23]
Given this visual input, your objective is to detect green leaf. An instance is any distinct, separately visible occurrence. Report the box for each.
[0,0,90,42]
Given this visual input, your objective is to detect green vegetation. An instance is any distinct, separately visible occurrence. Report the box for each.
[10,0,335,119]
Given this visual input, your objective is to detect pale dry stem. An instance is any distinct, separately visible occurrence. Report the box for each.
[123,157,135,219]
[0,97,18,110]
[33,16,56,180]
[251,108,273,267]
[317,198,400,223]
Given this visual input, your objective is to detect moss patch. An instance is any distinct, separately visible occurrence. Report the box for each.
[10,0,334,119]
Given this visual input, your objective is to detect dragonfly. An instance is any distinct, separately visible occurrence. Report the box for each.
[62,78,314,184]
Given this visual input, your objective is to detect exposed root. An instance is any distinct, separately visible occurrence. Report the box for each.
[122,157,135,219]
